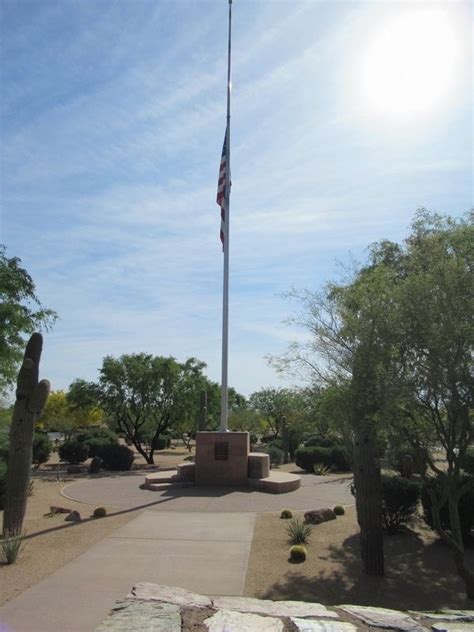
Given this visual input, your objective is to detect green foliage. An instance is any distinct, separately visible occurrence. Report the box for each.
[386,443,428,478]
[333,505,345,516]
[58,439,89,464]
[1,531,26,564]
[0,245,57,395]
[462,448,474,476]
[99,444,134,471]
[289,545,307,562]
[32,432,52,467]
[0,431,9,462]
[286,518,313,544]
[313,462,332,476]
[280,508,293,519]
[381,475,421,534]
[92,506,107,518]
[75,427,117,457]
[421,475,474,545]
[261,444,284,467]
[295,446,350,472]
[304,436,337,448]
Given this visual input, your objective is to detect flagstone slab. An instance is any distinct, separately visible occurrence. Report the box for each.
[204,609,284,631]
[410,612,474,622]
[291,618,357,632]
[95,599,181,631]
[212,595,338,618]
[338,605,426,632]
[431,624,474,632]
[130,583,212,608]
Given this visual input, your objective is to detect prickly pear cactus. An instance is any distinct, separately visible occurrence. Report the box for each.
[3,333,50,537]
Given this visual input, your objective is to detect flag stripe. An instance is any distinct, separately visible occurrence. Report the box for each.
[216,128,228,250]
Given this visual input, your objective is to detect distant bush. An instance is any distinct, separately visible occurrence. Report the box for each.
[59,439,89,464]
[387,444,429,478]
[421,475,474,545]
[32,432,52,467]
[99,444,134,471]
[261,445,284,467]
[289,545,307,562]
[92,506,107,518]
[295,446,350,473]
[333,505,345,516]
[286,518,313,545]
[461,448,474,476]
[381,475,421,534]
[304,436,337,448]
[280,508,293,519]
[75,427,118,458]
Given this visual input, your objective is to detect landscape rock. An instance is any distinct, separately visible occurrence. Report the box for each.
[304,508,337,525]
[49,506,71,514]
[338,605,426,632]
[129,583,212,608]
[64,510,81,522]
[212,596,338,619]
[410,612,474,622]
[431,624,474,632]
[95,598,180,631]
[291,619,357,632]
[89,456,103,474]
[204,609,284,631]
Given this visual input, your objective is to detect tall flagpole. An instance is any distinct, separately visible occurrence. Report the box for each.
[220,0,232,432]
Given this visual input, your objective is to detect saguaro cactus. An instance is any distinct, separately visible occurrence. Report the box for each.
[3,333,50,537]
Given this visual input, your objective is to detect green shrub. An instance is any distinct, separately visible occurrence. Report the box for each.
[295,446,350,472]
[286,518,313,544]
[58,439,89,464]
[261,445,284,467]
[461,448,474,476]
[304,436,336,448]
[1,532,26,564]
[333,505,345,516]
[289,545,307,562]
[381,475,421,534]
[421,474,474,545]
[99,444,134,471]
[280,508,293,519]
[153,434,172,450]
[387,444,428,478]
[76,427,118,458]
[92,506,107,518]
[269,438,284,451]
[32,432,52,467]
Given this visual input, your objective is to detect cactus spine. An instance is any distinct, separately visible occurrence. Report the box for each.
[3,333,50,537]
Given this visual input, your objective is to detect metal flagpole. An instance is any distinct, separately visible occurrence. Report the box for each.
[220,0,232,432]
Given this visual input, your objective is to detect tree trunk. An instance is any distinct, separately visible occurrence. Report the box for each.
[3,334,50,537]
[353,423,384,576]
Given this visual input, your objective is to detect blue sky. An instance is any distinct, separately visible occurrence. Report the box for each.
[1,0,472,397]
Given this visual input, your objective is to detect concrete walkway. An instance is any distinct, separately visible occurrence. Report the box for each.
[0,511,255,632]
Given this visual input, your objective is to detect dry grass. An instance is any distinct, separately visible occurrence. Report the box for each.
[244,507,474,610]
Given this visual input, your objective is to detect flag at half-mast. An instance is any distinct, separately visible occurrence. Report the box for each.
[216,127,229,250]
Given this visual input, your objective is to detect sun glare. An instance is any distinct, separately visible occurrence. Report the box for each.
[361,9,459,117]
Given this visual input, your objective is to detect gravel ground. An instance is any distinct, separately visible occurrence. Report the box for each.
[244,508,474,611]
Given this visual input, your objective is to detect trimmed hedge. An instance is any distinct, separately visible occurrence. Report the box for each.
[304,436,337,448]
[295,445,350,472]
[99,444,134,471]
[32,432,53,467]
[75,427,118,458]
[59,439,89,464]
[421,474,474,545]
[381,475,421,534]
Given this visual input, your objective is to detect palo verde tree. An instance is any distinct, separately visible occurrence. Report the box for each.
[0,246,57,396]
[96,353,210,464]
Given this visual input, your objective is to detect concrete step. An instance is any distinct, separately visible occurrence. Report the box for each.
[145,470,178,485]
[248,471,301,494]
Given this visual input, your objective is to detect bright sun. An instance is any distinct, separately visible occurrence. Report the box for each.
[361,9,459,117]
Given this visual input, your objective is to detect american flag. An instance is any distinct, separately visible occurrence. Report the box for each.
[216,127,228,250]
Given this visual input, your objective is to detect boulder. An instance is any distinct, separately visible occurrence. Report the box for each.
[89,456,102,474]
[129,583,212,609]
[212,596,338,619]
[95,598,181,631]
[64,510,81,522]
[338,605,426,632]
[204,609,284,631]
[304,508,337,525]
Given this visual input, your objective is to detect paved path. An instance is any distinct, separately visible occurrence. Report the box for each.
[61,472,354,512]
[0,511,255,632]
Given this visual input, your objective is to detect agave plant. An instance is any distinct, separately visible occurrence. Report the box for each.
[286,518,313,545]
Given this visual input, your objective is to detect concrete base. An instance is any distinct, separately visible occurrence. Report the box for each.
[248,471,301,494]
[194,431,249,486]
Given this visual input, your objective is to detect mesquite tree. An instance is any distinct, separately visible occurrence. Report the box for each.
[3,333,50,537]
